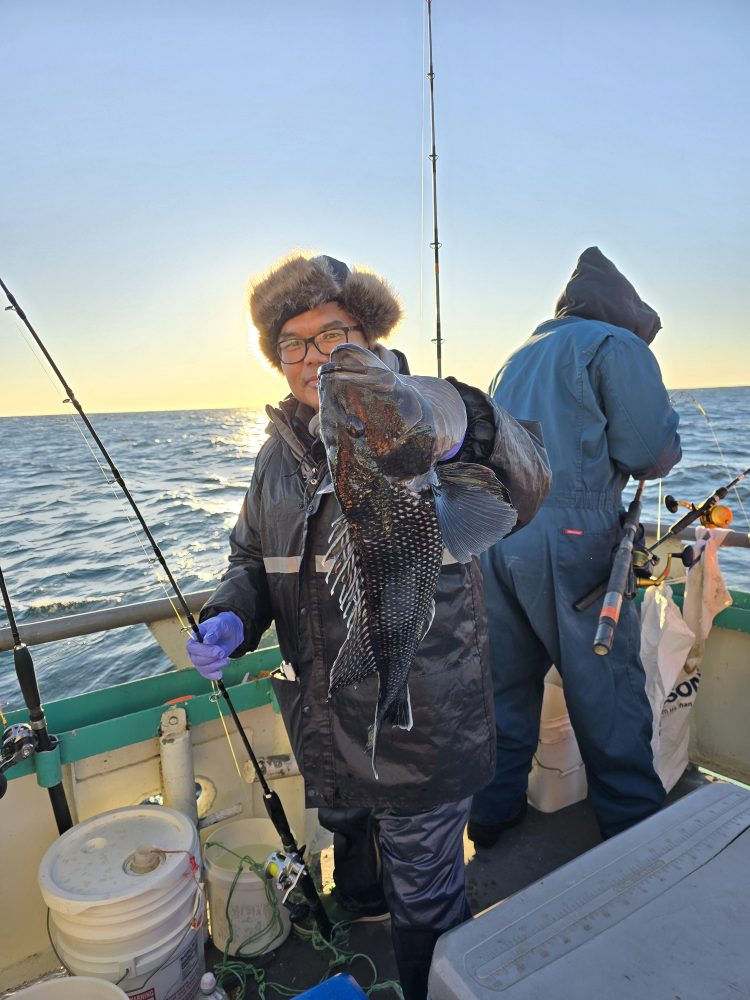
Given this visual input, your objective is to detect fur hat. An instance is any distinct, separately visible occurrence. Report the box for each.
[250,253,403,370]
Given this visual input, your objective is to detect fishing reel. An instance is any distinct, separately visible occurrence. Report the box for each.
[637,487,735,587]
[0,723,38,799]
[635,544,696,588]
[264,849,308,907]
[625,525,694,591]
[631,527,659,584]
[665,494,733,529]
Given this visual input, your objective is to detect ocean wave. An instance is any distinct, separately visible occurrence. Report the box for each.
[24,594,127,617]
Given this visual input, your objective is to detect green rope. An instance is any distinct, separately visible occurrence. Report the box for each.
[206,840,286,958]
[204,840,403,999]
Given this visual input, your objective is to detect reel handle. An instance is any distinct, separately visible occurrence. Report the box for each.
[680,545,696,568]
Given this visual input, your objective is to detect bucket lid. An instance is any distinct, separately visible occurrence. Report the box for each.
[39,805,198,915]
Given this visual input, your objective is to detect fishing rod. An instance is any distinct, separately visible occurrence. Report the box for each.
[576,466,749,653]
[651,467,750,553]
[1,277,332,939]
[426,0,444,377]
[0,563,73,833]
[591,480,646,656]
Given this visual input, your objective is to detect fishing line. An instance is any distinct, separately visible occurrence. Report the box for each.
[60,422,187,629]
[657,478,663,537]
[5,303,274,894]
[418,0,427,340]
[2,276,332,939]
[2,299,187,624]
[669,390,749,528]
[426,0,444,377]
[210,680,256,815]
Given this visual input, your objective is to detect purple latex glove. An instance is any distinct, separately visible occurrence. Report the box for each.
[186,611,244,681]
[439,437,465,461]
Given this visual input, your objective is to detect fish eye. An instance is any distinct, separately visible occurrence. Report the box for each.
[345,415,365,438]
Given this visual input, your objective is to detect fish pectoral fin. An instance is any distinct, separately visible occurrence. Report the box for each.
[434,462,518,563]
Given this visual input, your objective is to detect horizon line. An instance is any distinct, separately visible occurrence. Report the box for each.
[1,384,748,420]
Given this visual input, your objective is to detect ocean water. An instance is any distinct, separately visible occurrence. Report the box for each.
[0,388,748,712]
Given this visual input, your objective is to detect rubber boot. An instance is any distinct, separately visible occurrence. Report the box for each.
[390,926,439,1000]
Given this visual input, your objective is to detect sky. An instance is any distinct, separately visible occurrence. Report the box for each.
[1,0,748,417]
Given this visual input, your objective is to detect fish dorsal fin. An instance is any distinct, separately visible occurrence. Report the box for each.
[434,462,518,563]
[325,515,379,693]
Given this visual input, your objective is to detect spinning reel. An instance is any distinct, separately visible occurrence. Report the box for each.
[264,849,314,925]
[0,722,47,799]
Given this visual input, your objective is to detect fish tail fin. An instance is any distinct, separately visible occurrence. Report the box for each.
[434,462,518,563]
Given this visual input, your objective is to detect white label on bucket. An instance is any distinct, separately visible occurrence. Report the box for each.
[124,931,203,1000]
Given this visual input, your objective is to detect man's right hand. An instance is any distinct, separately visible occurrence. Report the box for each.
[186,611,244,681]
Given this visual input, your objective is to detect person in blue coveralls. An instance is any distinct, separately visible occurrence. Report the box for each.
[468,246,682,848]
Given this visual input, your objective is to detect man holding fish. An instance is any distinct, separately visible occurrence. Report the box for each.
[187,253,551,999]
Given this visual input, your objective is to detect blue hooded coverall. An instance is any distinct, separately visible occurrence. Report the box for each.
[471,247,682,840]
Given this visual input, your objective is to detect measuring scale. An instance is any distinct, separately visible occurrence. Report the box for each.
[431,782,750,998]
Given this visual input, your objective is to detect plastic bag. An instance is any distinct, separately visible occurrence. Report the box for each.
[640,584,695,788]
[640,528,732,791]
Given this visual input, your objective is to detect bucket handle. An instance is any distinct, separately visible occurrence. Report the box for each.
[129,916,202,977]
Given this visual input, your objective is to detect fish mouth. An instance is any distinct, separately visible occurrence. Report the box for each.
[319,343,386,378]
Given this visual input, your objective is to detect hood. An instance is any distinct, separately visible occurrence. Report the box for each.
[554,246,661,344]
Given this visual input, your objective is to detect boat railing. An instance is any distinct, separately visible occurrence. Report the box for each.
[0,589,213,652]
[1,522,748,652]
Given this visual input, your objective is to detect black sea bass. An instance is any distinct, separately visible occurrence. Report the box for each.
[318,343,517,776]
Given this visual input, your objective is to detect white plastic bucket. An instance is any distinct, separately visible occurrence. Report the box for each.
[38,806,205,1000]
[204,818,291,956]
[527,675,588,813]
[528,758,588,813]
[539,674,570,723]
[13,979,129,999]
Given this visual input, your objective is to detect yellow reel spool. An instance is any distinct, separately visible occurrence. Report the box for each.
[701,504,732,528]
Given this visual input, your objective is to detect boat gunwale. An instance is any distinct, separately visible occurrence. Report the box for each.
[1,523,748,654]
[2,648,282,782]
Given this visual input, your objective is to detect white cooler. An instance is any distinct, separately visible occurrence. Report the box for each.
[431,782,750,999]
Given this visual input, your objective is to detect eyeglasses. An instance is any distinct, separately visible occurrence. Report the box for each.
[276,325,362,365]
